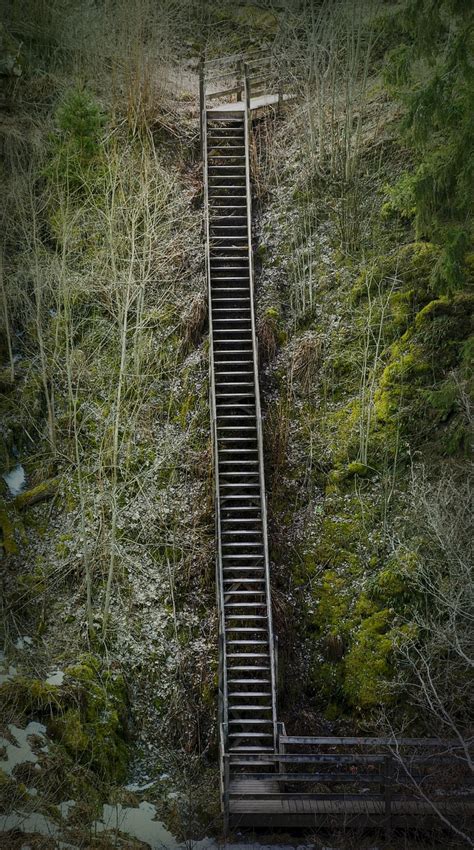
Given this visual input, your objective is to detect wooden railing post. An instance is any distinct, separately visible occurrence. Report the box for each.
[223,750,230,835]
[244,62,251,113]
[277,721,286,777]
[199,57,205,157]
[384,753,393,841]
[274,634,279,708]
[237,58,243,103]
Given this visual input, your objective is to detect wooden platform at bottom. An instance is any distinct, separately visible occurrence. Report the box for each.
[229,797,472,830]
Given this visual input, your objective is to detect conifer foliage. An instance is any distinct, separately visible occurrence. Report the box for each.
[384,0,473,293]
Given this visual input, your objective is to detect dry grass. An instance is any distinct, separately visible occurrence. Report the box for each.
[290,331,322,393]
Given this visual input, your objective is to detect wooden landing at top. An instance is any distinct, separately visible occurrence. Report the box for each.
[207,93,293,113]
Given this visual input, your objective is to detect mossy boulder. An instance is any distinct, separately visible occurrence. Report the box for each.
[414,293,473,357]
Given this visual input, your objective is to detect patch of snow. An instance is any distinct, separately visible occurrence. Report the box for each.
[93,801,179,849]
[59,800,76,818]
[125,778,157,792]
[0,811,76,849]
[46,669,64,685]
[94,803,318,850]
[3,463,26,496]
[1,722,47,776]
[14,635,33,650]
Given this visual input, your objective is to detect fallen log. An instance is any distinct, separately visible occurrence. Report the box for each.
[14,478,59,510]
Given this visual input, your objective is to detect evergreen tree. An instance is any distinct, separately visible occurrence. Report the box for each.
[384,0,473,293]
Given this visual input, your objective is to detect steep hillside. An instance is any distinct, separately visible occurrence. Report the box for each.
[0,1,472,848]
[254,0,472,737]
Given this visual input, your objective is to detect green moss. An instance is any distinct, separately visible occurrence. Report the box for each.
[0,501,18,555]
[14,478,59,510]
[55,533,73,558]
[54,708,89,753]
[369,549,418,607]
[316,570,349,632]
[65,653,100,682]
[329,462,372,487]
[389,288,417,332]
[375,340,429,423]
[343,608,395,707]
[313,493,376,575]
[346,461,370,477]
[1,655,128,785]
[59,654,129,782]
[0,676,62,719]
[316,518,361,571]
[370,292,473,458]
[352,242,439,303]
[323,400,361,468]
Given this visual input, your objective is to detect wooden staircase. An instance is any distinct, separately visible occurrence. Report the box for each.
[202,56,281,826]
[204,105,278,767]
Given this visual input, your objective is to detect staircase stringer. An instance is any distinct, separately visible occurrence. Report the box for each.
[202,106,229,751]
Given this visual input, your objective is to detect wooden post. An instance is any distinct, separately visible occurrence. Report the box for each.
[277,721,286,777]
[199,57,205,158]
[223,751,230,835]
[274,634,279,711]
[384,753,393,841]
[244,62,251,113]
[236,58,243,103]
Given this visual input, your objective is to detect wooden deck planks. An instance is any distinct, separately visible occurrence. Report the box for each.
[229,797,471,814]
[208,93,293,113]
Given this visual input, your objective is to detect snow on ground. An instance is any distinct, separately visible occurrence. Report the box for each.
[3,463,26,496]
